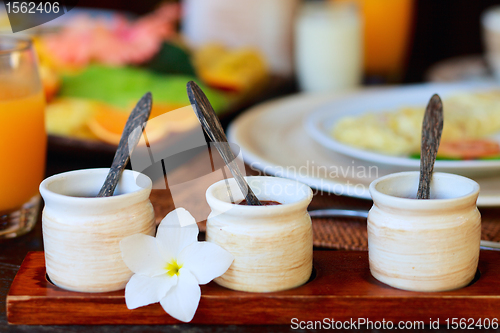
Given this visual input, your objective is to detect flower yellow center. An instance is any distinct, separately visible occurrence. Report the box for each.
[165,260,182,277]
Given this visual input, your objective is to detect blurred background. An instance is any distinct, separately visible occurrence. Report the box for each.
[3,0,500,168]
[47,0,500,83]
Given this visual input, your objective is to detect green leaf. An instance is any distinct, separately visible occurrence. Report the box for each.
[145,42,196,76]
[59,65,228,112]
[408,153,420,160]
[478,155,500,160]
[410,152,463,161]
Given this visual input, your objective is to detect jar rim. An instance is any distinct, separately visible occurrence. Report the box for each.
[369,171,480,210]
[39,168,152,205]
[206,176,313,215]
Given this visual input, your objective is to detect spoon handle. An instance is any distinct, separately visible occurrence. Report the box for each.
[187,81,262,205]
[97,92,153,197]
[417,94,444,200]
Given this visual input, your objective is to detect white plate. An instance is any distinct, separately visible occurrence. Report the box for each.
[305,82,500,177]
[228,91,500,207]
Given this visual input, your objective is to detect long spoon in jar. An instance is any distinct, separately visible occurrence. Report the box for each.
[97,92,153,197]
[417,94,444,199]
[187,81,262,205]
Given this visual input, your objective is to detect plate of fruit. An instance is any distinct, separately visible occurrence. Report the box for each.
[32,4,269,153]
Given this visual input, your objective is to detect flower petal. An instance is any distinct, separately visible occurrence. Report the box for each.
[156,208,199,259]
[178,242,234,285]
[159,269,201,322]
[125,273,177,309]
[120,234,166,276]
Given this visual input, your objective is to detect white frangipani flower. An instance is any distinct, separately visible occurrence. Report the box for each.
[120,208,234,322]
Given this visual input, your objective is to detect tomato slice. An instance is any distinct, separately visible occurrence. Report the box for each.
[437,139,500,160]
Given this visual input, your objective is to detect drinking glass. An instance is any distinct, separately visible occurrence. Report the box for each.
[0,36,46,238]
[482,6,500,81]
[295,2,363,92]
[334,0,415,82]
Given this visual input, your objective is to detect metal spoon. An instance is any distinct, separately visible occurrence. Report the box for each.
[97,92,153,197]
[186,81,262,205]
[417,94,443,199]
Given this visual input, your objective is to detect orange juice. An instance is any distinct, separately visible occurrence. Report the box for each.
[0,85,46,212]
[335,0,414,78]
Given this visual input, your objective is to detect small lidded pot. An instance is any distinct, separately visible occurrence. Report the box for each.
[368,171,481,292]
[206,176,313,292]
[39,168,156,293]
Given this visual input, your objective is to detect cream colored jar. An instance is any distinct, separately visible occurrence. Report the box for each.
[206,176,313,292]
[368,171,481,292]
[39,169,156,293]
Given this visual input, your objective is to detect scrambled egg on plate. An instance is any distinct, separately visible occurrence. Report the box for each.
[332,91,500,156]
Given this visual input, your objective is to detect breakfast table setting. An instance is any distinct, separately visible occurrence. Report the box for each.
[4,1,500,332]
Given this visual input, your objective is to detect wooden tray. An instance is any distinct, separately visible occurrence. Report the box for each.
[7,251,500,325]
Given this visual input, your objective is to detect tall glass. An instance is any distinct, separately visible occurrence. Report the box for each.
[334,0,414,82]
[295,2,363,92]
[0,36,46,238]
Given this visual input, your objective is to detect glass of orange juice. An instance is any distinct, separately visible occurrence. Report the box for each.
[0,36,46,239]
[334,0,414,81]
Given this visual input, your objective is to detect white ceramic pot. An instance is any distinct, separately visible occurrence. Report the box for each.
[368,171,481,292]
[482,6,500,81]
[206,176,313,292]
[39,169,156,293]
